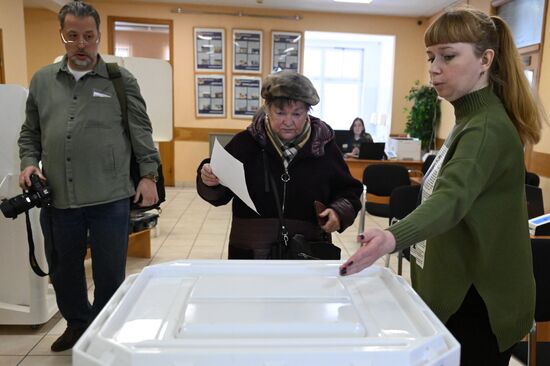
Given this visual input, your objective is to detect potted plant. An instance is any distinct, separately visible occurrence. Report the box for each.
[404,81,441,152]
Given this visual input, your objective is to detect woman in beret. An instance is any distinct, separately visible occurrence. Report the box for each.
[197,71,363,259]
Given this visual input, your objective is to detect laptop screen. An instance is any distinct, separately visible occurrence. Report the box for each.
[358,142,386,160]
[333,130,350,153]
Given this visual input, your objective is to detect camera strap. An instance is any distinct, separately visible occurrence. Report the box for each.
[24,211,49,277]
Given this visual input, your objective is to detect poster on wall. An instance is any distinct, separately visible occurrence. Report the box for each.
[194,28,225,72]
[271,31,302,73]
[232,29,262,73]
[196,75,225,117]
[233,76,261,119]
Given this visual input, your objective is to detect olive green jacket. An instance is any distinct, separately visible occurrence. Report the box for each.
[19,55,160,208]
[389,87,535,351]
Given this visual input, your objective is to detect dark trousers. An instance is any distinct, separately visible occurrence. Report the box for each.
[445,286,514,366]
[40,198,130,329]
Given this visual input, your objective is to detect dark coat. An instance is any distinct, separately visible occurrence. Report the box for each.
[197,113,363,258]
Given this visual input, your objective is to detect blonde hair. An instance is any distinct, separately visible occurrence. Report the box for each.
[425,7,545,145]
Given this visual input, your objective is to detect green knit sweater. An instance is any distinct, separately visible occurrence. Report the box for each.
[388,87,535,351]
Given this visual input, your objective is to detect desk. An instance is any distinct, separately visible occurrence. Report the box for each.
[345,158,423,182]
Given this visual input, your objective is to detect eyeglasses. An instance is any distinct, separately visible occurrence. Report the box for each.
[60,32,99,46]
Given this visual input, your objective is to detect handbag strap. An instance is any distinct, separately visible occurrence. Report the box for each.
[106,63,129,134]
[262,150,289,246]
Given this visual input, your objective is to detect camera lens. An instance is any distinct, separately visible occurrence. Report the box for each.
[0,174,52,219]
[1,198,20,219]
[0,194,38,219]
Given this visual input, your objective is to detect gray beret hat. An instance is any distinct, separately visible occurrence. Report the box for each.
[261,71,320,106]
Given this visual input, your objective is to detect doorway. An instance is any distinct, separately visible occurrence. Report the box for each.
[108,17,174,186]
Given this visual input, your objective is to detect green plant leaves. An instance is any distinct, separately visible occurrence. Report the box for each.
[404,81,441,151]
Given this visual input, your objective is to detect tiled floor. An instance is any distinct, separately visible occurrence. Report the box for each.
[0,187,524,365]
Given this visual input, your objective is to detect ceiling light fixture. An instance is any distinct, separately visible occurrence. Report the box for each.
[333,0,374,4]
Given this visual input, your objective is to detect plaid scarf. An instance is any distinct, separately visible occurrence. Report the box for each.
[265,115,311,168]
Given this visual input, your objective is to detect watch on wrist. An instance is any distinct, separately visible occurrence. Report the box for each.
[142,173,159,183]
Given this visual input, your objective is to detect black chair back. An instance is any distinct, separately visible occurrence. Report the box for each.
[363,164,410,197]
[532,238,550,321]
[362,164,411,218]
[526,171,540,187]
[389,185,421,222]
[526,184,544,219]
[512,238,550,365]
[389,185,421,265]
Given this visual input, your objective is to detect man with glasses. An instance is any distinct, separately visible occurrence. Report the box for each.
[18,1,160,352]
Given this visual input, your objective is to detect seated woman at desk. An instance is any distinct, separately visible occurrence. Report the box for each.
[343,117,373,158]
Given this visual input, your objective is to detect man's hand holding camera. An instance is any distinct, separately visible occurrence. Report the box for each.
[1,167,52,220]
[19,165,46,189]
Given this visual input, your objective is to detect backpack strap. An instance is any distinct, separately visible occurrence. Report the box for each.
[105,62,129,134]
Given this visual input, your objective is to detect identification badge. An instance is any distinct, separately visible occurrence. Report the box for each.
[411,240,426,269]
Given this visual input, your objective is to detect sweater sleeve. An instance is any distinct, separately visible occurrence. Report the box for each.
[388,114,509,252]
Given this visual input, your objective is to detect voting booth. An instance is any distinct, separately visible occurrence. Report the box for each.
[73,260,460,366]
[0,85,58,325]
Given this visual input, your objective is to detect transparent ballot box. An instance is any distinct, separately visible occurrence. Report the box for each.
[73,260,460,366]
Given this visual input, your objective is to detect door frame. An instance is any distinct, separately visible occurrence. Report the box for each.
[107,16,175,186]
[0,29,5,84]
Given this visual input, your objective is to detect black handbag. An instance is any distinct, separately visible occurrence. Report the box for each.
[106,63,166,211]
[266,164,340,260]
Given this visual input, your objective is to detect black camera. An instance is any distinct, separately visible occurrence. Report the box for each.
[0,174,52,219]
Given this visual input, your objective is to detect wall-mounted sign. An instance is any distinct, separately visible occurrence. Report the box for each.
[196,75,225,117]
[194,28,225,72]
[233,76,262,119]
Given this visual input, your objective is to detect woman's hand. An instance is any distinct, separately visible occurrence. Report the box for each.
[319,208,341,233]
[339,228,396,276]
[200,163,220,187]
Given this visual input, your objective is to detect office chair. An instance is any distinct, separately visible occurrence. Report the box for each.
[362,164,411,218]
[511,237,550,366]
[525,184,544,219]
[525,171,540,187]
[386,184,420,275]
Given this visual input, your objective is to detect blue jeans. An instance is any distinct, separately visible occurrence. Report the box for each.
[40,198,130,329]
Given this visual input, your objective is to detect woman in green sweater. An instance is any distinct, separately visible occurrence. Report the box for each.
[340,7,546,366]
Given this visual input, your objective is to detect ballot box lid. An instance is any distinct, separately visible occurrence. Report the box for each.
[73,260,459,366]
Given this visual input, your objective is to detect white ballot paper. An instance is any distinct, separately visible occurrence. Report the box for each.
[210,139,258,214]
